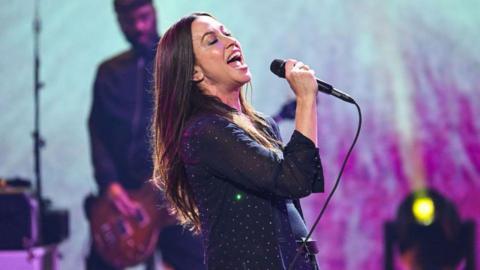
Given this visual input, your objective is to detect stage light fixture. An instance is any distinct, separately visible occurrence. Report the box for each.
[411,192,435,226]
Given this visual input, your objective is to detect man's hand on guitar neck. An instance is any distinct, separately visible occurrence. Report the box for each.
[106,182,140,217]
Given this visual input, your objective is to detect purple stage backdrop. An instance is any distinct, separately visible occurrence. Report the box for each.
[1,1,479,269]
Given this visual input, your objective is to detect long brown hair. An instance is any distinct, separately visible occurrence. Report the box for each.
[152,13,279,232]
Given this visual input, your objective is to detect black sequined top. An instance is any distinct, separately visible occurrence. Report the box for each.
[181,113,324,270]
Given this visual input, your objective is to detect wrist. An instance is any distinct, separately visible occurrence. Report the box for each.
[296,96,317,106]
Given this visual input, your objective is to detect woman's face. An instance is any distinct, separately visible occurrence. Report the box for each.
[191,16,251,93]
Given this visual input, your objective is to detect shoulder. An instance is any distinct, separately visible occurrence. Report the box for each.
[254,112,277,130]
[182,112,280,143]
[96,49,136,76]
[180,113,234,163]
[182,113,233,139]
[256,113,281,141]
[264,115,278,131]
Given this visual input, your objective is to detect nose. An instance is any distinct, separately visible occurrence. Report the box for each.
[221,35,238,50]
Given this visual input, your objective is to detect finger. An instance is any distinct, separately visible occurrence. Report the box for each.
[293,61,305,70]
[129,201,142,216]
[113,199,129,216]
[284,59,298,76]
[121,197,139,216]
[295,63,312,72]
[114,193,136,216]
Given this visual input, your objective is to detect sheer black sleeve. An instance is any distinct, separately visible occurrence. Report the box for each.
[181,115,324,199]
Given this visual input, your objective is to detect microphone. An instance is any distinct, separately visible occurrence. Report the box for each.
[270,59,355,104]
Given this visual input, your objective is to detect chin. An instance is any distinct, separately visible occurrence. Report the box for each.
[238,74,252,87]
[241,69,252,82]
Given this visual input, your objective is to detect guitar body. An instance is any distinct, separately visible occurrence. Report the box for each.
[87,184,174,268]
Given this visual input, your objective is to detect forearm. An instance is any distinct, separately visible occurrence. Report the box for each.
[90,67,121,192]
[294,97,318,147]
[89,114,119,191]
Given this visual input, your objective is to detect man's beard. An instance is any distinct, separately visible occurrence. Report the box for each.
[128,32,159,55]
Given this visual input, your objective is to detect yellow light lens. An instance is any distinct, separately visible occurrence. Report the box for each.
[412,196,435,225]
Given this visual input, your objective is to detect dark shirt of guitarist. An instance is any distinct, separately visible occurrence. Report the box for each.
[86,0,205,269]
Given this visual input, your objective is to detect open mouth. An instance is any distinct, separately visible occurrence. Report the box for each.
[226,51,243,66]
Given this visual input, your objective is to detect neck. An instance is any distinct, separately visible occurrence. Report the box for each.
[204,85,243,112]
[221,89,242,112]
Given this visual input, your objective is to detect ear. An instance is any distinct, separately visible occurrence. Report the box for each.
[192,65,204,83]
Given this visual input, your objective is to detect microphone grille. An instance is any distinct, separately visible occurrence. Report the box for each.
[270,59,286,78]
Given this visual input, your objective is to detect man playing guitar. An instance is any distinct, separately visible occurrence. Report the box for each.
[85,0,205,269]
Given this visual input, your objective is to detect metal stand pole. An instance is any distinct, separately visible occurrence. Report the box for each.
[32,0,45,201]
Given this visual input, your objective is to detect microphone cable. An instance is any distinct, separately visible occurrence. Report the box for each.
[288,100,362,270]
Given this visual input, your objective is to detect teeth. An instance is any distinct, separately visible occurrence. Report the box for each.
[228,52,241,63]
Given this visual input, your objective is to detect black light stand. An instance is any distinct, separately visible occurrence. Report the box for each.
[0,1,68,258]
[31,0,69,247]
[33,0,45,204]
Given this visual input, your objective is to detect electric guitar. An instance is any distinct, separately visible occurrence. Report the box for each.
[86,183,175,268]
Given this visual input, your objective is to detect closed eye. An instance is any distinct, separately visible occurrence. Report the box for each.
[204,27,232,46]
[207,37,218,45]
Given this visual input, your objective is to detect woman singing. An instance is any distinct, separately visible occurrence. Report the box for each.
[152,12,324,270]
